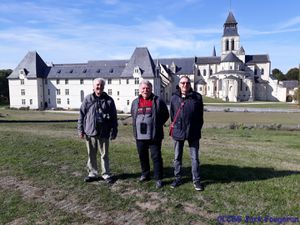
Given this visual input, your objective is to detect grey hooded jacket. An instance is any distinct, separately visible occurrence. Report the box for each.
[78,92,118,138]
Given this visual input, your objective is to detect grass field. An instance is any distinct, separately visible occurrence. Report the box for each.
[0,109,299,224]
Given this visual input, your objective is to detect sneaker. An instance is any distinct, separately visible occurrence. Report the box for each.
[193,181,204,191]
[84,176,99,182]
[170,178,181,188]
[155,180,163,189]
[139,175,150,182]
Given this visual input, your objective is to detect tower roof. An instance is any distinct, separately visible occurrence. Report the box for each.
[7,51,49,79]
[121,47,156,78]
[223,11,239,37]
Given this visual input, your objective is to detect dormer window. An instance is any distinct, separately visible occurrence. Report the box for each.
[69,69,73,73]
[133,66,142,78]
[110,68,113,73]
[96,69,100,73]
[57,69,61,73]
[18,69,27,79]
[82,69,87,73]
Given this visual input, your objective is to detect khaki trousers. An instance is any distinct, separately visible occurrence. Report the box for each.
[85,136,110,179]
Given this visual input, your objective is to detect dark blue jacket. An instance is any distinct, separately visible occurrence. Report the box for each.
[170,90,204,141]
[131,94,169,141]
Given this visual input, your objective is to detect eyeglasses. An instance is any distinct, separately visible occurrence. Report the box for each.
[180,82,190,85]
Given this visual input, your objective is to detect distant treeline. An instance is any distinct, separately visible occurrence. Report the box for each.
[272,67,299,81]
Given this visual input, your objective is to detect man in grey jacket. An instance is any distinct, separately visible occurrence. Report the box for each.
[78,78,118,183]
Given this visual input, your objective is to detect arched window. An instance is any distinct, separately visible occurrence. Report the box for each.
[197,70,200,76]
[210,69,213,75]
[203,69,207,76]
[231,39,235,50]
[261,68,264,75]
[80,90,84,102]
[225,40,229,51]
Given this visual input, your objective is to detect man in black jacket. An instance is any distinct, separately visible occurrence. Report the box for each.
[169,76,204,191]
[131,80,169,188]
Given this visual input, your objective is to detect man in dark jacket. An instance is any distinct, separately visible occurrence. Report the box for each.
[170,76,204,191]
[78,78,118,183]
[131,80,169,188]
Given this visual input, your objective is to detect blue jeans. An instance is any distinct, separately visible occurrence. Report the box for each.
[173,139,200,182]
[136,140,163,180]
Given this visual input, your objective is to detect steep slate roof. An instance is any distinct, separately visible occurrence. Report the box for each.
[121,47,156,78]
[47,59,127,79]
[157,57,194,75]
[8,51,49,79]
[245,55,270,64]
[223,11,239,37]
[195,56,221,65]
[222,52,242,63]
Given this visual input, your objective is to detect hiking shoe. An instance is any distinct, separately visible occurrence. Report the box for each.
[139,175,150,182]
[155,180,163,189]
[84,176,99,182]
[193,181,204,191]
[170,178,181,188]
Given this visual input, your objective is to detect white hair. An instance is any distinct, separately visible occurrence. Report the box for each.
[93,78,106,85]
[139,79,152,88]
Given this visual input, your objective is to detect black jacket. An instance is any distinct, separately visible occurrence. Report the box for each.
[131,94,169,141]
[170,90,204,141]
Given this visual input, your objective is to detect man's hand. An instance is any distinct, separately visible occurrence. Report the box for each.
[110,128,118,140]
[79,133,85,139]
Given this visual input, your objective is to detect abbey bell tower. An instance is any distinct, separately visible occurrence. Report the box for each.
[221,12,240,58]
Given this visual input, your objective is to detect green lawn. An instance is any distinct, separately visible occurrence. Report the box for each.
[0,116,299,224]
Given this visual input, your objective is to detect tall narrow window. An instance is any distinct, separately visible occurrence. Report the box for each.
[65,79,69,84]
[231,39,235,50]
[56,79,60,84]
[203,69,206,76]
[135,89,139,96]
[108,79,112,84]
[65,89,69,95]
[134,78,139,84]
[126,79,129,84]
[80,90,84,102]
[261,68,264,75]
[80,79,84,84]
[57,98,61,104]
[21,89,25,95]
[108,89,112,95]
[48,89,50,95]
[56,89,61,95]
[20,79,24,85]
[22,99,26,105]
[67,98,70,105]
[225,39,229,51]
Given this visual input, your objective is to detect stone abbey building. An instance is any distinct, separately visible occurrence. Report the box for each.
[8,12,289,112]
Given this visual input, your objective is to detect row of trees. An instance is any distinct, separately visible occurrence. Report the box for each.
[272,67,299,81]
[0,69,12,103]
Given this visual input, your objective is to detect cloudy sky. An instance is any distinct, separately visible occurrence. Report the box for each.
[0,0,299,73]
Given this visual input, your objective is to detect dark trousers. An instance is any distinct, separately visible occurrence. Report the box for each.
[136,140,163,180]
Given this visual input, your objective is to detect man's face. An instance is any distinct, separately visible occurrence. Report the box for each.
[179,77,191,95]
[139,83,152,99]
[94,80,104,96]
